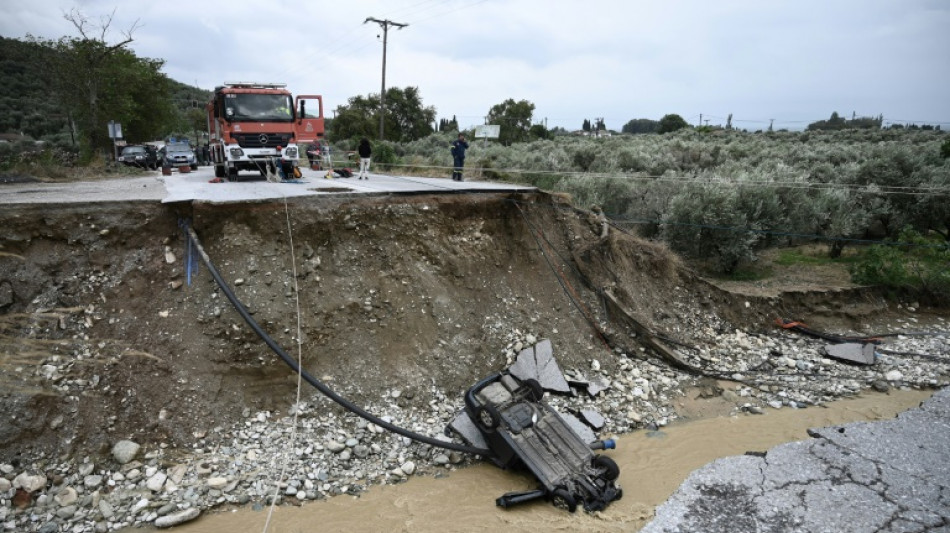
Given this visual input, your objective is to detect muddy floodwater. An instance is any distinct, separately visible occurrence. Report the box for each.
[139,389,932,533]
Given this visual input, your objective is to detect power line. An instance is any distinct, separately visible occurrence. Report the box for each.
[381,162,950,197]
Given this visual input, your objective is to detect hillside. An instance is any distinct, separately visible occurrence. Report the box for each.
[0,190,939,461]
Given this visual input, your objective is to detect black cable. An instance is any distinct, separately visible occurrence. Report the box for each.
[185,226,490,456]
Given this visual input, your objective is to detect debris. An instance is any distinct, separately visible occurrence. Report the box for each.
[578,409,606,430]
[823,343,876,365]
[509,339,571,394]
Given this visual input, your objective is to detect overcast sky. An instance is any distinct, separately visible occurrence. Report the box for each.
[2,0,948,131]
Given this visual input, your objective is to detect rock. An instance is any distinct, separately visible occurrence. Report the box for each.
[167,464,187,485]
[54,486,78,506]
[84,475,103,489]
[885,370,904,381]
[0,478,11,492]
[207,477,228,490]
[13,472,47,492]
[146,472,167,492]
[99,499,115,519]
[112,440,141,464]
[55,505,76,519]
[871,380,890,393]
[400,461,416,476]
[154,508,200,528]
[327,440,346,453]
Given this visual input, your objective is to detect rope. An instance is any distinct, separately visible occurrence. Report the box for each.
[184,226,490,456]
[262,196,305,532]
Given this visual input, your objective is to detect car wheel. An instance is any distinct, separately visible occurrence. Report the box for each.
[191,164,198,170]
[476,404,500,431]
[551,488,577,513]
[227,166,238,182]
[592,455,620,481]
[524,379,544,402]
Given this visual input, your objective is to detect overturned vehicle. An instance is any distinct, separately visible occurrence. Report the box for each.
[448,340,623,513]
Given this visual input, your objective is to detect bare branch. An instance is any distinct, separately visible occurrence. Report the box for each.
[64,8,90,39]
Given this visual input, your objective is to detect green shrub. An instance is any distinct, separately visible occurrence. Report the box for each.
[850,227,950,302]
[372,142,398,169]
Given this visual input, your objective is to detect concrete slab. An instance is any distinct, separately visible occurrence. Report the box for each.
[642,388,950,533]
[161,166,535,204]
[824,342,876,365]
[578,409,606,430]
[560,412,597,446]
[0,165,536,206]
[509,339,572,394]
[446,411,489,450]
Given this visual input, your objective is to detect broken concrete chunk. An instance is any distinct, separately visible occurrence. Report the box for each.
[585,375,611,397]
[446,410,489,450]
[560,412,597,445]
[824,343,876,365]
[579,409,606,430]
[509,339,571,394]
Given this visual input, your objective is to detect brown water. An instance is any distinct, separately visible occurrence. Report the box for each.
[143,389,932,533]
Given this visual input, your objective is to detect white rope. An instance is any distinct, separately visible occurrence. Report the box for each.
[261,193,305,533]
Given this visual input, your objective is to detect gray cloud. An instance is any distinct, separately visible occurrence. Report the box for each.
[2,0,947,131]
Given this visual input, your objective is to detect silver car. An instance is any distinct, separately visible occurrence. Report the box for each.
[163,144,198,170]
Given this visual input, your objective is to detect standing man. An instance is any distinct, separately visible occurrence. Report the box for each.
[450,133,469,181]
[357,138,372,180]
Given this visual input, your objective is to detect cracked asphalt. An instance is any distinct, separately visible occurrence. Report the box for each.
[642,388,950,532]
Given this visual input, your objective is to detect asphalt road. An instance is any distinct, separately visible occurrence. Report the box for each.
[0,165,535,205]
[642,388,950,533]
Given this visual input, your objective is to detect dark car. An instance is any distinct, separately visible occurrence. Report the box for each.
[463,371,622,513]
[162,143,198,170]
[118,145,159,170]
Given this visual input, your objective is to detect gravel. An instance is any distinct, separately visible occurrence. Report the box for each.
[1,317,948,532]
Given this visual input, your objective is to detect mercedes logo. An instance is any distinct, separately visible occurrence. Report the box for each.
[259,134,269,145]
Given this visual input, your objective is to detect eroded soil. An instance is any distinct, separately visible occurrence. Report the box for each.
[0,191,937,467]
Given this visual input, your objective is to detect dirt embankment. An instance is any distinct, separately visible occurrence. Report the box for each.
[0,192,901,466]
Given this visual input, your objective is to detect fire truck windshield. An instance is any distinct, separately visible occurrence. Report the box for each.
[224,93,293,122]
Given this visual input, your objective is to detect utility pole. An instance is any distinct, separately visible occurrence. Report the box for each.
[364,17,408,141]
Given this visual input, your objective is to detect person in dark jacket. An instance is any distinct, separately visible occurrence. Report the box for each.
[357,138,372,180]
[450,133,469,181]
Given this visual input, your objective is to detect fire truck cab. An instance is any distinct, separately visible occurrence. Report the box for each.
[207,82,324,181]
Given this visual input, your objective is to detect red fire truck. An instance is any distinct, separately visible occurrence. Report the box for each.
[207,82,324,180]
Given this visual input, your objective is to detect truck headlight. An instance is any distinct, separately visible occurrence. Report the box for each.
[285,147,298,158]
[229,148,244,158]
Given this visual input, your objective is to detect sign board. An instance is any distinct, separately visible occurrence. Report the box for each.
[108,121,123,139]
[474,124,500,139]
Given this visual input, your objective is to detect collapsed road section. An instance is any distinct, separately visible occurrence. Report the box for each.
[185,222,623,513]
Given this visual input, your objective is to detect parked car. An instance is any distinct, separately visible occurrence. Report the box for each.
[162,143,198,170]
[118,145,159,170]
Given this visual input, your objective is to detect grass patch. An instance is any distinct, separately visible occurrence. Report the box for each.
[773,246,861,266]
[703,264,774,281]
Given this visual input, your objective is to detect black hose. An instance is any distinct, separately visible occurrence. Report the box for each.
[185,226,490,456]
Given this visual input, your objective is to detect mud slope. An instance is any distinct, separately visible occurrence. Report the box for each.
[0,192,877,464]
